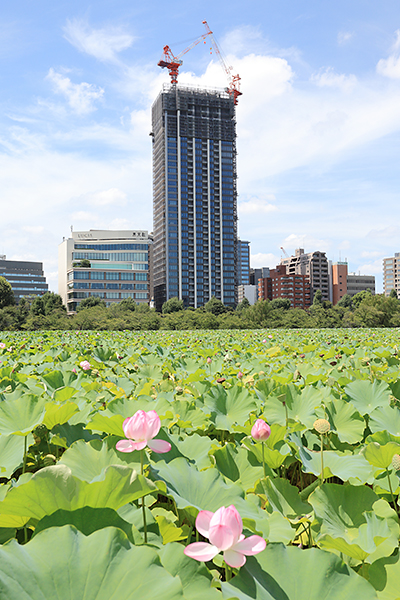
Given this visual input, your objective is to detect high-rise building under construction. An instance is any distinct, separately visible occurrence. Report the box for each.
[151,83,238,311]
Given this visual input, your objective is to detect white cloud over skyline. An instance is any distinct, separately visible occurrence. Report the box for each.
[1,4,400,295]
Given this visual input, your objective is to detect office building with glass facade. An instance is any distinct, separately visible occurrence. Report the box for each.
[58,230,152,313]
[151,84,238,310]
[0,257,48,302]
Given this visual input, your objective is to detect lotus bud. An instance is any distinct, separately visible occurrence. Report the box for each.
[237,371,243,379]
[207,357,212,364]
[392,454,400,471]
[313,419,330,434]
[251,419,271,442]
[43,454,57,466]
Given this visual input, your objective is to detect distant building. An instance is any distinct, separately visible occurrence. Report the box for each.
[258,264,311,309]
[237,240,250,286]
[0,257,48,303]
[250,267,270,285]
[238,284,257,305]
[280,248,329,302]
[383,253,400,296]
[329,261,376,303]
[151,84,238,310]
[347,273,375,297]
[58,230,152,313]
[331,262,348,304]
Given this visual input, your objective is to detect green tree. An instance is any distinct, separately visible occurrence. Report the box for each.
[337,294,352,308]
[270,298,291,310]
[30,296,46,316]
[162,297,184,314]
[42,292,65,315]
[118,298,136,312]
[77,296,106,311]
[0,277,15,309]
[312,289,323,306]
[351,289,372,309]
[389,288,398,299]
[73,259,91,268]
[236,297,251,312]
[204,296,227,315]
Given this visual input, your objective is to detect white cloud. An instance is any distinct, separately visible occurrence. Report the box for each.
[337,31,353,46]
[377,30,400,79]
[356,259,383,275]
[22,225,45,234]
[311,67,357,91]
[361,250,383,258]
[46,69,104,114]
[282,234,330,253]
[239,195,277,215]
[64,19,134,62]
[251,252,280,268]
[82,188,128,207]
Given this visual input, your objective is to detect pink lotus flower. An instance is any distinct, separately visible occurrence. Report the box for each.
[72,367,77,374]
[0,343,5,349]
[116,410,171,453]
[184,505,266,568]
[251,419,271,442]
[237,371,243,379]
[207,357,212,364]
[268,334,273,339]
[80,360,91,371]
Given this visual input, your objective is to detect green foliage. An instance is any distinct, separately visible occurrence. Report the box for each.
[0,277,15,309]
[162,297,184,314]
[77,296,106,311]
[204,296,227,315]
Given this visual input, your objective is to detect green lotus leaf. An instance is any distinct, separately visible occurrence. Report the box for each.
[363,442,400,469]
[369,405,400,437]
[85,413,125,436]
[42,401,79,429]
[368,551,400,600]
[260,385,321,429]
[34,506,143,544]
[0,526,185,600]
[260,477,312,520]
[298,445,374,484]
[152,457,244,512]
[345,380,391,414]
[324,398,365,444]
[212,442,270,489]
[59,438,141,482]
[202,385,257,431]
[0,433,25,478]
[243,437,291,470]
[41,370,77,392]
[0,395,46,435]
[309,484,399,562]
[221,543,377,600]
[0,464,156,520]
[159,541,221,600]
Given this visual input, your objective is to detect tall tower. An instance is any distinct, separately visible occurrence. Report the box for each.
[151,84,238,311]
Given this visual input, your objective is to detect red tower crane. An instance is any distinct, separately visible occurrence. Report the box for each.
[158,29,212,85]
[202,20,242,105]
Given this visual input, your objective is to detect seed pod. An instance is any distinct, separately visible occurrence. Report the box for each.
[313,418,330,434]
[43,454,57,467]
[392,454,400,471]
[32,424,49,441]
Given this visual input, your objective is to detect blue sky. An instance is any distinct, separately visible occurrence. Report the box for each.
[1,1,400,293]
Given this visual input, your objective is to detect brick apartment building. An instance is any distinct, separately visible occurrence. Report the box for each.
[258,264,311,309]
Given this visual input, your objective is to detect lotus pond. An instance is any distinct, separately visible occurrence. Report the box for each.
[1,328,400,598]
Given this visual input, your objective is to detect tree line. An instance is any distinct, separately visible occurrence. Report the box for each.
[0,275,399,330]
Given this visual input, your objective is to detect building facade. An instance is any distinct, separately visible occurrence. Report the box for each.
[281,248,329,302]
[383,253,400,296]
[151,84,238,311]
[347,273,375,297]
[0,257,48,302]
[237,239,250,286]
[58,230,152,313]
[237,284,257,305]
[258,264,311,309]
[331,262,348,304]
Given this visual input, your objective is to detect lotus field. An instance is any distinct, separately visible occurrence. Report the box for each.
[2,329,400,598]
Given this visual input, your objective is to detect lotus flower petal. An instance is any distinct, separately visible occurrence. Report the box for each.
[195,510,214,537]
[184,542,219,562]
[123,412,147,441]
[115,439,140,453]
[145,410,161,439]
[232,535,267,555]
[223,549,247,568]
[147,438,171,453]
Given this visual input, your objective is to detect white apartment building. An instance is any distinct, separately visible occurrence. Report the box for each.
[58,230,152,313]
[280,248,330,302]
[383,253,400,296]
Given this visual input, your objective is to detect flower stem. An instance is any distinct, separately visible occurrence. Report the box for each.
[225,564,231,581]
[140,449,147,543]
[22,436,27,475]
[320,433,324,484]
[386,467,399,516]
[262,442,266,479]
